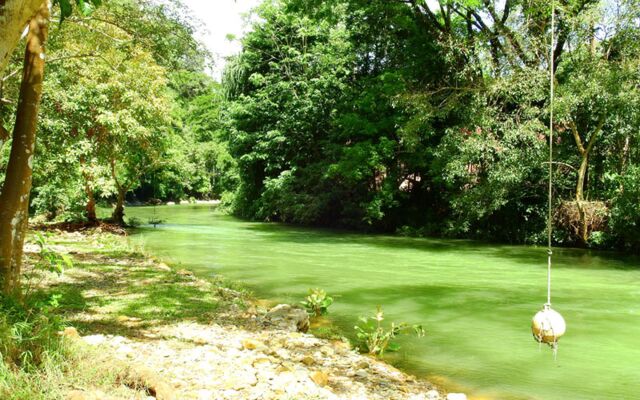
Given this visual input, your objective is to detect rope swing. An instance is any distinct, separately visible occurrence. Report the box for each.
[531,0,566,356]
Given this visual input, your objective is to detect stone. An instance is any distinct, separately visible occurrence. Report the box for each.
[355,370,368,378]
[446,393,467,400]
[264,304,310,332]
[275,361,296,373]
[176,269,194,278]
[425,389,440,400]
[301,355,315,366]
[252,357,272,367]
[242,338,265,351]
[157,263,172,271]
[122,366,175,400]
[319,345,335,356]
[309,370,329,387]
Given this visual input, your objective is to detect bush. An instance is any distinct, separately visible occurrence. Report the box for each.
[608,166,640,251]
[301,288,334,317]
[354,306,425,356]
[0,294,65,370]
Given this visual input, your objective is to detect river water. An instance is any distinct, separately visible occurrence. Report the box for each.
[124,205,640,400]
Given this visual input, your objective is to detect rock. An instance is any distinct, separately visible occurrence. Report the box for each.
[355,370,368,378]
[176,269,195,278]
[166,201,175,206]
[252,356,272,367]
[157,263,172,272]
[120,366,175,400]
[264,304,310,332]
[61,327,80,339]
[425,389,440,399]
[275,362,295,373]
[301,355,315,366]
[446,393,467,400]
[309,370,329,387]
[242,338,265,351]
[319,345,335,356]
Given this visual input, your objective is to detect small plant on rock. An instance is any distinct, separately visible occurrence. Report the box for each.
[354,306,425,356]
[301,288,334,317]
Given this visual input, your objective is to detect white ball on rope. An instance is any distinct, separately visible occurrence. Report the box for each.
[532,305,566,345]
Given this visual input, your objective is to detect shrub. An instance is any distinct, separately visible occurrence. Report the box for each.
[301,288,334,317]
[0,294,65,369]
[354,306,425,356]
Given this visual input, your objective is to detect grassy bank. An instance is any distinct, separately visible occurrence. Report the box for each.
[0,230,250,400]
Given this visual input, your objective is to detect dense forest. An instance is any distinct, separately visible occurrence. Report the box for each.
[1,0,639,279]
[0,2,639,398]
[222,0,640,251]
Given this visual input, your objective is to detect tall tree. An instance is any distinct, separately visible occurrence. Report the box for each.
[0,0,44,75]
[0,2,49,296]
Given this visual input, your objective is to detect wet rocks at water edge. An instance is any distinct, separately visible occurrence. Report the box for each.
[76,320,456,400]
[263,303,310,332]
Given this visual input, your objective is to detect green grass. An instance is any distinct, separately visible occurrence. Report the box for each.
[0,229,250,399]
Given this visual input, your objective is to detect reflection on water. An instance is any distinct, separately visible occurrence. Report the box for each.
[121,205,640,400]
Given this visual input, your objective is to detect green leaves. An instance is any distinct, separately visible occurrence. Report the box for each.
[54,0,102,22]
[301,288,334,317]
[33,233,72,276]
[354,306,425,356]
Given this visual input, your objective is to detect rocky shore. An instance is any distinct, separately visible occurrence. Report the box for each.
[31,231,467,400]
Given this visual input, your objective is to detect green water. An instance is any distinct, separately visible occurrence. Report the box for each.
[123,205,640,400]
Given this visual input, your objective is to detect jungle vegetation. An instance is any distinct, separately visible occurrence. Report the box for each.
[0,0,639,296]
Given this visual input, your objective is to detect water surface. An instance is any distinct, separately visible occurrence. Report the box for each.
[123,205,640,400]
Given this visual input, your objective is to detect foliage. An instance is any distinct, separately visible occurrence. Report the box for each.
[223,0,640,251]
[354,306,425,356]
[0,294,65,370]
[32,233,72,276]
[608,166,640,251]
[54,0,102,22]
[301,288,334,317]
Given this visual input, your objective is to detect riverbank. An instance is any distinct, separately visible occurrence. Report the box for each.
[9,229,465,400]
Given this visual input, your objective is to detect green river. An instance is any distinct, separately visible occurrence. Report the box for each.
[123,205,640,400]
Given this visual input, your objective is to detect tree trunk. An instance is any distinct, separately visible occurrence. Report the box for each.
[80,157,98,224]
[576,154,589,243]
[576,154,588,203]
[0,0,45,75]
[570,118,605,245]
[86,188,97,223]
[0,3,49,297]
[112,189,125,226]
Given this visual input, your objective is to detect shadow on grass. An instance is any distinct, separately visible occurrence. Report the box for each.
[45,252,228,339]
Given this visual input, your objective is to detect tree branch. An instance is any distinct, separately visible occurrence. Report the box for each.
[584,116,606,156]
[569,120,586,156]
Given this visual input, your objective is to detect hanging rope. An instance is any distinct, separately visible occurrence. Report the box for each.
[547,0,555,308]
[532,0,566,356]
